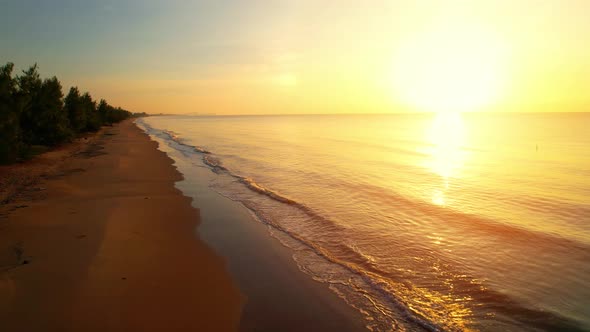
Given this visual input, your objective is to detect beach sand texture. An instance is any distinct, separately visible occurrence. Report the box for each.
[0,120,242,331]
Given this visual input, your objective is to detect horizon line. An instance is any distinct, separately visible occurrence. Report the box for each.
[146,110,590,117]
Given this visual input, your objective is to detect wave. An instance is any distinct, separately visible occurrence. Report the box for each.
[139,120,587,332]
[238,177,299,205]
[194,146,211,154]
[234,187,588,331]
[227,182,588,332]
[136,119,213,155]
[202,155,227,172]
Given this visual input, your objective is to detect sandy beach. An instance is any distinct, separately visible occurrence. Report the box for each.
[0,120,368,332]
[0,120,242,331]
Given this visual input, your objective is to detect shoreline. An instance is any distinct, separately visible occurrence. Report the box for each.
[142,120,369,332]
[0,120,242,331]
[1,118,369,331]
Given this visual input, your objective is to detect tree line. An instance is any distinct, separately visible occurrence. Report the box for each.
[0,62,135,164]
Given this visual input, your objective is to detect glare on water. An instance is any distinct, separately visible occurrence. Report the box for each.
[422,112,468,206]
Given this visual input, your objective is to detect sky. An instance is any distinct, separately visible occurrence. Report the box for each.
[1,0,589,115]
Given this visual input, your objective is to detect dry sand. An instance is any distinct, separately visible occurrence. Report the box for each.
[0,120,242,331]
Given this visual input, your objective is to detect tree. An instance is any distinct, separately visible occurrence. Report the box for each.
[64,87,86,133]
[97,99,132,125]
[16,64,43,145]
[81,92,100,131]
[0,61,133,163]
[97,98,109,125]
[34,77,70,145]
[15,64,69,146]
[0,63,23,163]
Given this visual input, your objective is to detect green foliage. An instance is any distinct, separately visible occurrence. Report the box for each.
[81,92,100,132]
[34,77,70,145]
[97,99,109,125]
[16,64,42,145]
[0,62,133,164]
[0,63,23,163]
[96,98,133,125]
[16,66,70,146]
[64,87,85,133]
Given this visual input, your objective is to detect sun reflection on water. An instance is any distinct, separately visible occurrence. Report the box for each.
[423,112,468,206]
[417,113,478,329]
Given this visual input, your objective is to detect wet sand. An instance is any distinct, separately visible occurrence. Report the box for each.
[0,120,242,331]
[151,125,370,332]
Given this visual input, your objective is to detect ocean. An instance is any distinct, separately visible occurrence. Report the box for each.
[137,113,590,331]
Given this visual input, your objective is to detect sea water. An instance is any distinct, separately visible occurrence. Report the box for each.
[137,113,590,331]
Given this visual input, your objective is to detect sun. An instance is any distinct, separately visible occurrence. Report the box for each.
[392,27,505,113]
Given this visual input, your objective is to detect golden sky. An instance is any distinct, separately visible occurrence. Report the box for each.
[2,0,589,114]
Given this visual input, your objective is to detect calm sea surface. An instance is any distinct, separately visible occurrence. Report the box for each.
[138,113,590,331]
